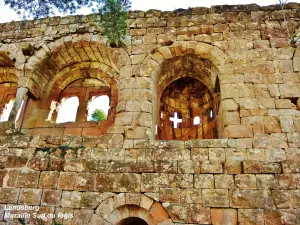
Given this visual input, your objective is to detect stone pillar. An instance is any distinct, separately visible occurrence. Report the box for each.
[8,87,29,129]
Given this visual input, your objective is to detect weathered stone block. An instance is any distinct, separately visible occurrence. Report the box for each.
[194,174,214,188]
[243,161,262,174]
[235,174,257,189]
[222,99,239,111]
[41,189,62,206]
[189,204,211,224]
[280,116,294,132]
[73,209,94,225]
[202,189,229,207]
[74,172,94,191]
[238,209,264,225]
[263,116,281,133]
[61,191,82,208]
[125,126,152,139]
[159,188,180,203]
[17,170,40,188]
[272,190,290,208]
[81,192,114,209]
[18,188,42,205]
[163,203,189,223]
[279,83,300,98]
[39,171,59,189]
[224,160,242,174]
[209,148,225,161]
[256,175,275,189]
[275,99,297,109]
[180,189,202,204]
[223,125,253,138]
[141,173,168,192]
[223,111,240,125]
[0,188,20,204]
[201,160,223,173]
[215,174,234,189]
[229,189,254,208]
[155,160,177,173]
[58,172,75,190]
[265,148,286,162]
[169,174,193,188]
[275,174,297,189]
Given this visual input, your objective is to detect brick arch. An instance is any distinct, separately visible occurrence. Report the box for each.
[140,41,231,79]
[43,62,119,98]
[23,35,131,98]
[94,194,173,225]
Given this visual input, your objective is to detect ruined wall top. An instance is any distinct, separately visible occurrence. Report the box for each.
[0,3,299,43]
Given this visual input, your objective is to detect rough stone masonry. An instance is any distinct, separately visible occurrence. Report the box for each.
[0,2,300,225]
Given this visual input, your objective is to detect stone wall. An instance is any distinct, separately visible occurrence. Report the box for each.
[0,136,300,224]
[0,3,300,225]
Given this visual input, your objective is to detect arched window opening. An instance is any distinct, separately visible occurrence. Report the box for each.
[194,116,201,125]
[158,77,218,140]
[117,217,148,225]
[0,99,14,122]
[56,97,79,123]
[87,95,110,122]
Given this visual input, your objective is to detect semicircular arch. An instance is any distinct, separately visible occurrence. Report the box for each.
[94,194,173,225]
[24,35,131,98]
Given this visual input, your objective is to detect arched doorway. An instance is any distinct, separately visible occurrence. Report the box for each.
[117,217,148,225]
[158,77,218,140]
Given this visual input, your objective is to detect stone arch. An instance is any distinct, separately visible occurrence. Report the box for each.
[0,51,18,84]
[92,193,173,225]
[43,62,118,98]
[24,34,131,98]
[140,42,230,139]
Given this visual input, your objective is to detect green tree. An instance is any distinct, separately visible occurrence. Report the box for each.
[91,109,107,122]
[98,0,130,47]
[4,0,103,18]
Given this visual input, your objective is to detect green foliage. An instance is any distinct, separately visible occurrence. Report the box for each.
[279,0,299,46]
[91,109,107,122]
[98,0,130,47]
[4,0,104,19]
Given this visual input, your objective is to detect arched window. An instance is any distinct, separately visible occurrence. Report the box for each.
[0,99,14,122]
[87,95,110,122]
[56,97,79,123]
[158,77,218,140]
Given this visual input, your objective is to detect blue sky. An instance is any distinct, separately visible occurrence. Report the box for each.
[0,0,299,23]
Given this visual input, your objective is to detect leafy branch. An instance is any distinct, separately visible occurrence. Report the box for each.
[279,0,300,46]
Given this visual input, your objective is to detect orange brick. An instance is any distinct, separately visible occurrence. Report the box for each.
[149,202,169,223]
[82,127,102,136]
[50,127,64,136]
[64,128,82,136]
[32,128,51,136]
